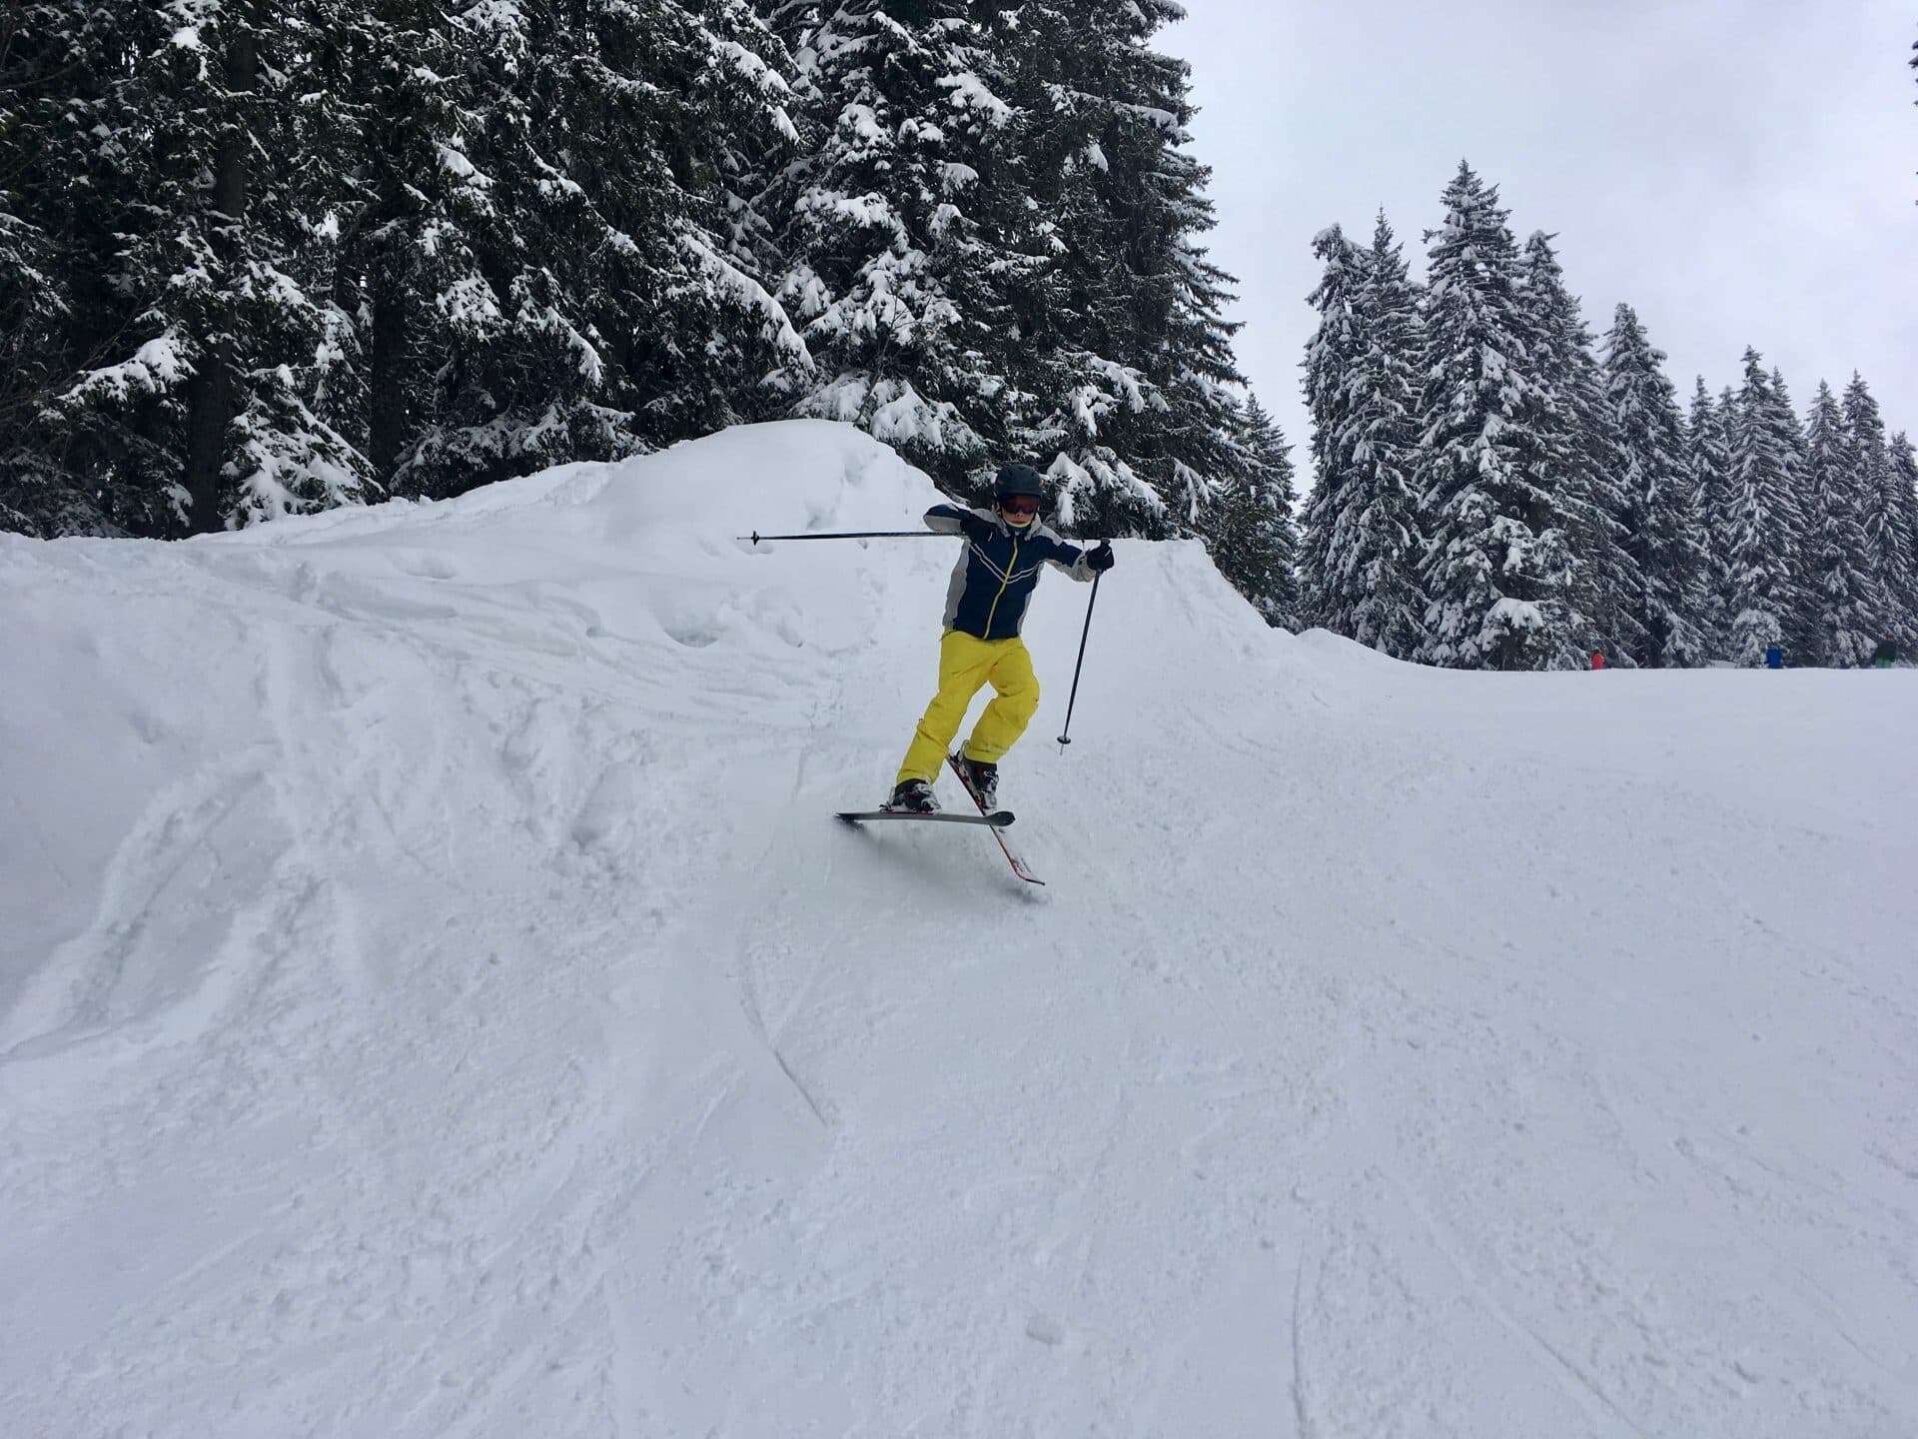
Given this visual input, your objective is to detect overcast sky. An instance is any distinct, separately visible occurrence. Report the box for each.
[1160,0,1918,472]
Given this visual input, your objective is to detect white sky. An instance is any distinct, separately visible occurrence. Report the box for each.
[1161,0,1918,472]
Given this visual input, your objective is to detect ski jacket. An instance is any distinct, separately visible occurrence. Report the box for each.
[924,504,1095,641]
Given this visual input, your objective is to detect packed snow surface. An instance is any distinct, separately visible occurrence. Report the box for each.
[3,421,1916,1437]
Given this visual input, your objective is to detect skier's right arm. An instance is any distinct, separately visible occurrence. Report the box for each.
[925,504,991,542]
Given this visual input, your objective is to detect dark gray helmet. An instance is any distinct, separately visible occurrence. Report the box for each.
[993,463,1047,505]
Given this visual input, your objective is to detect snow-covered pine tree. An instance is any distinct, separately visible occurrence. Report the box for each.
[1079,0,1256,542]
[320,0,466,492]
[2,2,165,534]
[562,0,810,442]
[762,0,1013,489]
[364,1,635,499]
[1204,394,1301,627]
[1298,224,1367,631]
[1764,366,1819,659]
[1843,375,1916,652]
[0,0,67,533]
[1601,304,1709,666]
[1313,213,1426,658]
[325,0,808,502]
[1801,380,1884,665]
[0,108,74,533]
[1888,433,1918,648]
[960,0,1164,535]
[1143,157,1252,538]
[1724,350,1803,665]
[1685,378,1739,656]
[47,0,373,533]
[1128,124,1252,541]
[1415,167,1578,670]
[1519,233,1644,668]
[977,0,1247,540]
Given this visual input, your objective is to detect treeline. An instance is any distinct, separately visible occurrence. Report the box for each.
[0,0,1297,624]
[1300,164,1918,670]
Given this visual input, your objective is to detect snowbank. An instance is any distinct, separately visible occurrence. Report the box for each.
[3,420,1916,1436]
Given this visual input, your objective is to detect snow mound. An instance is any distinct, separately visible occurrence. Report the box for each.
[3,420,1916,1437]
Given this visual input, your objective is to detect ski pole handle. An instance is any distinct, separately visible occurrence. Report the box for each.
[739,530,949,545]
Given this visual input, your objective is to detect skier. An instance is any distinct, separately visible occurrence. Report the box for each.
[887,464,1113,814]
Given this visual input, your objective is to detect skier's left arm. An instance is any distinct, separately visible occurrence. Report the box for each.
[925,503,995,543]
[1040,533,1114,582]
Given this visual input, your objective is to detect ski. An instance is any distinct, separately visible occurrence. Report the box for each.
[836,809,1014,828]
[946,753,1045,887]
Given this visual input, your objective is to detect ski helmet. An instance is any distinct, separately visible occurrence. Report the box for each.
[993,463,1047,507]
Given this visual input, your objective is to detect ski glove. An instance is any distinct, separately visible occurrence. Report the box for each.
[1085,541,1115,573]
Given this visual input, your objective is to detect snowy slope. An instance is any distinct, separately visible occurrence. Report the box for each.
[3,420,1916,1438]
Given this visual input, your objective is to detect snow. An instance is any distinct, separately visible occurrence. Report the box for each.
[705,37,790,98]
[3,420,1917,1436]
[679,233,811,368]
[796,187,900,238]
[936,71,1014,128]
[837,102,887,147]
[64,329,193,403]
[436,141,489,187]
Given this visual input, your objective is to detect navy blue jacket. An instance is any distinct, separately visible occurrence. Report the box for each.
[925,504,1095,640]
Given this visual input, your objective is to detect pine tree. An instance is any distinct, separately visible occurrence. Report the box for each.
[1766,367,1818,659]
[1415,166,1577,670]
[1887,432,1918,648]
[16,0,374,534]
[6,0,819,532]
[1685,378,1738,655]
[368,0,636,499]
[1298,224,1368,630]
[331,0,806,502]
[1,0,60,530]
[9,0,1263,543]
[1096,0,1259,543]
[1205,395,1301,627]
[763,1,1014,488]
[1842,375,1915,655]
[5,1,190,534]
[0,105,73,532]
[1315,213,1425,657]
[1724,350,1802,665]
[1143,173,1251,538]
[1520,234,1645,667]
[1601,304,1709,666]
[968,0,1162,534]
[984,0,1249,539]
[132,0,362,529]
[619,0,813,440]
[319,0,454,492]
[1802,380,1883,665]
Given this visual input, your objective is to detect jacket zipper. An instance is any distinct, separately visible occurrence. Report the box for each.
[982,532,1019,638]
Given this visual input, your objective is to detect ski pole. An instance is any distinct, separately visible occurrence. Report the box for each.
[739,530,950,545]
[1056,567,1103,749]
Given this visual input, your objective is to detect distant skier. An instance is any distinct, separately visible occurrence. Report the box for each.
[887,464,1113,814]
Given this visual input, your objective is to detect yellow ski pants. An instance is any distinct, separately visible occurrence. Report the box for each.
[896,630,1041,785]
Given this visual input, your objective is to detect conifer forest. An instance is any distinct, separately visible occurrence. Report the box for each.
[3,4,1914,669]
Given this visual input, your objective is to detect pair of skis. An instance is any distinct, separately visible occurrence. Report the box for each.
[836,754,1044,886]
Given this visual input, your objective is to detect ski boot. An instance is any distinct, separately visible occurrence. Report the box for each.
[885,778,938,814]
[949,753,998,812]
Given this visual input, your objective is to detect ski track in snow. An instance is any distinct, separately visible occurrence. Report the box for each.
[3,421,1916,1437]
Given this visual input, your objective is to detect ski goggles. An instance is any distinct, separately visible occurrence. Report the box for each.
[1000,497,1040,516]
